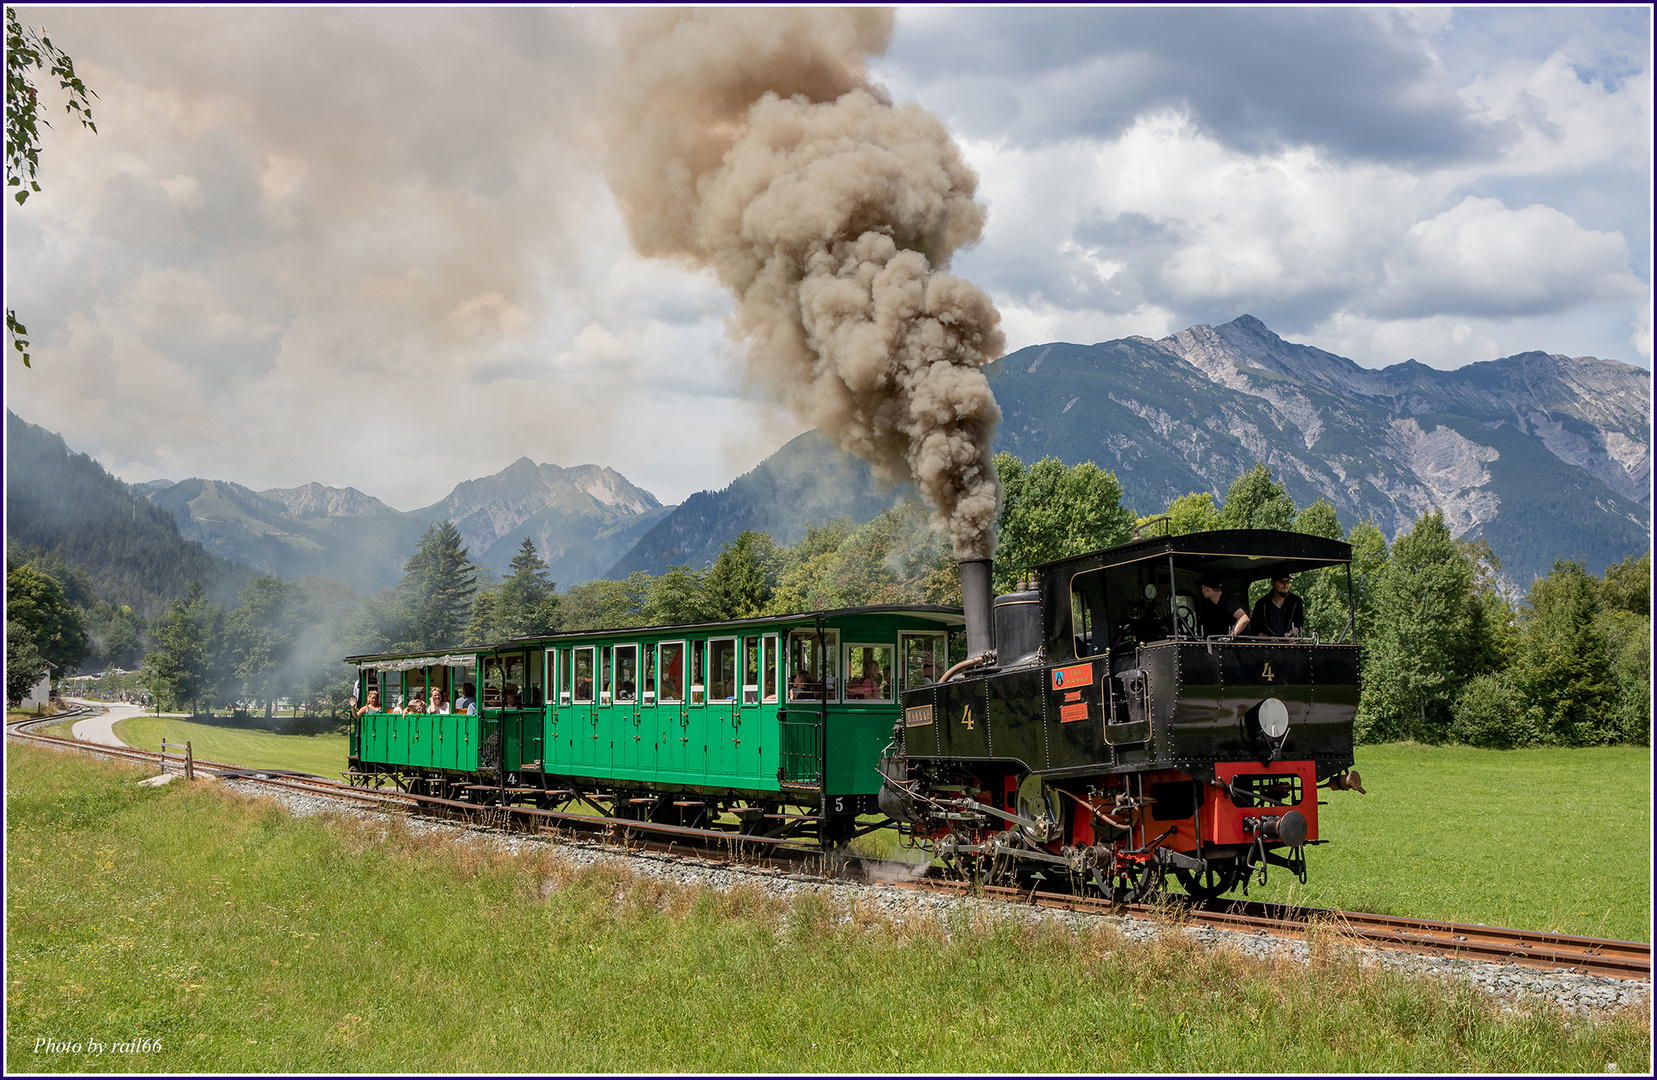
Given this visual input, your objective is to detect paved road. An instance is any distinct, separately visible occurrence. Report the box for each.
[68,699,142,747]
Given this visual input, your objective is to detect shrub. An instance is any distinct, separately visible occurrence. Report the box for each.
[1449,674,1540,749]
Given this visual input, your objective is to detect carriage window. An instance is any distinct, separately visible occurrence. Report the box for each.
[690,640,707,705]
[502,653,526,709]
[710,638,738,702]
[572,647,595,704]
[900,633,945,693]
[482,657,505,709]
[787,629,839,702]
[762,634,780,703]
[599,646,613,706]
[407,668,428,707]
[559,649,572,707]
[844,644,894,702]
[657,642,685,704]
[542,650,555,707]
[526,651,544,706]
[454,663,473,709]
[642,644,656,705]
[614,644,638,704]
[742,636,761,705]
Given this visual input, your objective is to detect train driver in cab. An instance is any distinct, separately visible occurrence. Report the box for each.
[1197,580,1250,638]
[1251,575,1305,638]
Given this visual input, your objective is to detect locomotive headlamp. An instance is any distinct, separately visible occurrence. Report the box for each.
[1245,697,1290,740]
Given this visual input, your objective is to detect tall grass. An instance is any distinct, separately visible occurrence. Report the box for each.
[6,746,1649,1074]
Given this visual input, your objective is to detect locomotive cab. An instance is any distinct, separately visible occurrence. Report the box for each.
[884,528,1363,902]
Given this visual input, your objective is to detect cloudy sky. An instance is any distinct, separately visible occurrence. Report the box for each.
[5,5,1650,511]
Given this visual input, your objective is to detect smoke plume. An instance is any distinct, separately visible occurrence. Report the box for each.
[605,9,1005,558]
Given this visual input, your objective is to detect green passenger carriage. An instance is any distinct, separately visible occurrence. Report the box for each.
[347,605,963,846]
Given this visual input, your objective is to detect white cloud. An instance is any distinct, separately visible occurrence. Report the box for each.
[1368,196,1643,318]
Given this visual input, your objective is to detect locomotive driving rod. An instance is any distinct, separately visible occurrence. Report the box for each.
[940,796,1054,835]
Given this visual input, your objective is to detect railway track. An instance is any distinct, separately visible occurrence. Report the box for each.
[10,712,1650,982]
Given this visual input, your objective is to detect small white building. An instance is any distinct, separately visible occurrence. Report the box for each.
[20,674,52,710]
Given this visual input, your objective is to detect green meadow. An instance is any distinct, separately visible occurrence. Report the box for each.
[1242,743,1651,942]
[6,746,1648,1075]
[111,715,349,779]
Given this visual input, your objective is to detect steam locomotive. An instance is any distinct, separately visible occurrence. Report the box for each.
[879,528,1363,900]
[345,527,1362,901]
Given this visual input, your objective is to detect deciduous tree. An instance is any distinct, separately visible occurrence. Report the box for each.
[1510,559,1616,746]
[5,564,88,673]
[5,620,48,705]
[1357,511,1471,742]
[993,453,1135,592]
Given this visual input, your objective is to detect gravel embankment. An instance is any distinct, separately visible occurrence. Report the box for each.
[224,780,1652,1018]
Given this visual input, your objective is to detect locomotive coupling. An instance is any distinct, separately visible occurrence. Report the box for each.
[1245,809,1308,847]
[1323,769,1366,794]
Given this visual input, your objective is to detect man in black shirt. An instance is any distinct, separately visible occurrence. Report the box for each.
[1197,581,1250,638]
[1251,575,1306,638]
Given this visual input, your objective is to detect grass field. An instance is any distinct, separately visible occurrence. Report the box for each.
[1241,743,1652,942]
[111,715,348,779]
[5,746,1648,1075]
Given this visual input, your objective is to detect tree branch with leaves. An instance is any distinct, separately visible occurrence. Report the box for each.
[6,6,97,367]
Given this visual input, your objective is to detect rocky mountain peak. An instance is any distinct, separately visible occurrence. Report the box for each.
[260,481,395,521]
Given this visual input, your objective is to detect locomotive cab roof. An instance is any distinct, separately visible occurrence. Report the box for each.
[1037,527,1352,582]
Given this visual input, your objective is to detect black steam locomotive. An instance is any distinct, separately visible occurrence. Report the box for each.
[879,528,1364,901]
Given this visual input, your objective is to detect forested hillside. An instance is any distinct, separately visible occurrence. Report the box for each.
[5,411,246,618]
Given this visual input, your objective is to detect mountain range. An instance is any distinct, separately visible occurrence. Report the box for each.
[7,316,1650,604]
[135,458,669,594]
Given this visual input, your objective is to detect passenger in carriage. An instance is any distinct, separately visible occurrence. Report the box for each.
[455,682,478,714]
[354,689,381,718]
[404,692,427,714]
[429,686,450,714]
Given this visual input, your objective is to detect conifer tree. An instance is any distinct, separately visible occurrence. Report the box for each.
[397,522,478,649]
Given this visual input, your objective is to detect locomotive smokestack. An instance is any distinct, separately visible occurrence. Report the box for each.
[959,558,994,660]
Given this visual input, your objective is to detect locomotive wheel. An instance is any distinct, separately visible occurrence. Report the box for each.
[1172,858,1242,902]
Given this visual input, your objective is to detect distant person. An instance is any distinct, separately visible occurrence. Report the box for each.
[354,689,381,718]
[1197,581,1250,638]
[456,682,478,715]
[1251,576,1305,638]
[429,687,450,714]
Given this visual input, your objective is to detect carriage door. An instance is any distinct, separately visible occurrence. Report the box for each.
[613,644,640,775]
[572,646,597,770]
[732,634,764,782]
[656,642,686,782]
[782,629,835,788]
[549,649,571,772]
[708,637,739,781]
